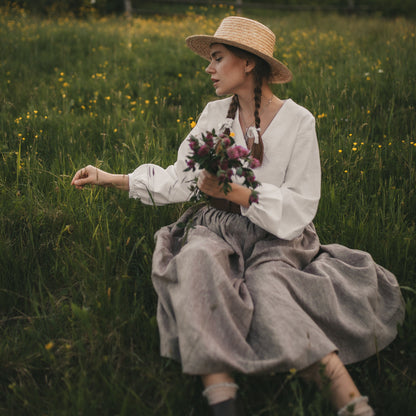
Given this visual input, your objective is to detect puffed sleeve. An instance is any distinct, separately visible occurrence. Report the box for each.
[128,105,210,205]
[241,112,321,240]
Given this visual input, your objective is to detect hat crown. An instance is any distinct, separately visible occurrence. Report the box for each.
[214,16,276,58]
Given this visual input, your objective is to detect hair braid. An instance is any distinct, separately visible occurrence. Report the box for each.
[221,44,271,165]
[224,94,239,135]
[251,73,264,164]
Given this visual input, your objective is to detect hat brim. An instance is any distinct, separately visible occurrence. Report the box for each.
[186,35,293,84]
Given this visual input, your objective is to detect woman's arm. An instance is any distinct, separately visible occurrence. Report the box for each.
[71,165,129,191]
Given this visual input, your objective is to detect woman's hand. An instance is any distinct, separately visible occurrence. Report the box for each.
[197,170,226,199]
[71,165,103,189]
[197,169,251,207]
[71,165,129,191]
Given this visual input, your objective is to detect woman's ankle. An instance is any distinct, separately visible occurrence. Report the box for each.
[337,396,375,416]
[202,381,239,405]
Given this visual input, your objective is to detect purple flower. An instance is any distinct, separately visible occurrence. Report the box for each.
[197,145,210,156]
[220,160,229,170]
[183,128,261,204]
[249,192,259,204]
[189,138,199,151]
[227,145,250,159]
[221,137,231,148]
[186,159,196,170]
[236,146,250,158]
[204,132,214,148]
[226,147,240,160]
[242,170,256,185]
[249,158,260,169]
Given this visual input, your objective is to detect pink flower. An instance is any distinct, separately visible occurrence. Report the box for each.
[189,138,199,150]
[226,147,240,160]
[204,133,214,148]
[249,158,260,169]
[222,137,231,148]
[236,146,249,157]
[185,129,261,204]
[227,145,249,159]
[197,145,210,156]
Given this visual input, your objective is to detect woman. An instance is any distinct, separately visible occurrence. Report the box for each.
[71,16,404,416]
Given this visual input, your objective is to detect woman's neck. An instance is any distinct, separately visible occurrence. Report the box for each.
[237,86,275,117]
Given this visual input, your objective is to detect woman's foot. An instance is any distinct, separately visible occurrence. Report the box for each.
[210,398,245,416]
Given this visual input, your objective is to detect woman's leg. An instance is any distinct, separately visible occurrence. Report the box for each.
[201,372,238,405]
[301,352,374,415]
[201,372,245,415]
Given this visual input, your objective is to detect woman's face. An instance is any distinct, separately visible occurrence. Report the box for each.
[205,44,253,96]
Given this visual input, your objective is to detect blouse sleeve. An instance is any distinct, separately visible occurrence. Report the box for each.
[241,113,321,240]
[128,106,210,205]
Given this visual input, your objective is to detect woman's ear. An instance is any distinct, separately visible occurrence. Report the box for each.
[245,59,256,74]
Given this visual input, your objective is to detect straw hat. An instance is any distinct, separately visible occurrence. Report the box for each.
[186,16,292,84]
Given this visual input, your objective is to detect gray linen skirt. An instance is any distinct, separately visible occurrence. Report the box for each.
[151,206,405,375]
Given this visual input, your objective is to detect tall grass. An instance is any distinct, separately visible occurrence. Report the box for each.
[0,4,415,415]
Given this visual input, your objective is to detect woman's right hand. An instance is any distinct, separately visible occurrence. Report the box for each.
[71,165,102,189]
[71,165,129,191]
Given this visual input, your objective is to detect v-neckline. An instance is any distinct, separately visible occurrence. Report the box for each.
[235,99,289,147]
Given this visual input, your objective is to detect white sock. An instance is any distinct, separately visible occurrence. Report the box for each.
[337,396,375,416]
[202,382,239,405]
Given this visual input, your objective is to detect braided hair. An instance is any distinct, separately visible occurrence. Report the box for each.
[224,45,272,165]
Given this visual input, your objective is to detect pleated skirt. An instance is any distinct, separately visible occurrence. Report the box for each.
[151,206,405,375]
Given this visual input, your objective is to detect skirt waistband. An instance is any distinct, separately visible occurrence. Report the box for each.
[209,198,241,214]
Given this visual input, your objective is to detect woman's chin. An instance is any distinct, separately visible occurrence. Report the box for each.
[214,88,227,97]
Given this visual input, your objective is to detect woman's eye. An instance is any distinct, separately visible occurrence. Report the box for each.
[215,57,222,62]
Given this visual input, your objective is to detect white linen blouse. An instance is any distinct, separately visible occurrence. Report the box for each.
[128,97,321,240]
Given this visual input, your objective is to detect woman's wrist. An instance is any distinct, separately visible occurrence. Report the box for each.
[98,169,129,191]
[225,183,251,208]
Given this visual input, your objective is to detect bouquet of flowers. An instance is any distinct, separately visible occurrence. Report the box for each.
[184,129,261,204]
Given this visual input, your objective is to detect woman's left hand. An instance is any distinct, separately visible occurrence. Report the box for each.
[197,170,226,199]
[197,169,252,207]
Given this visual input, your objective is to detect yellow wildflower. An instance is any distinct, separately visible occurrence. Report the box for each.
[45,341,54,351]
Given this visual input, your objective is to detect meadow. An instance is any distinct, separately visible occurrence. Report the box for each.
[0,4,415,415]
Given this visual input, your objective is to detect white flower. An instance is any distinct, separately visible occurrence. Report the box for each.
[218,118,234,133]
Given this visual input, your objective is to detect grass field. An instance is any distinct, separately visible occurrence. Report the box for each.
[0,4,415,415]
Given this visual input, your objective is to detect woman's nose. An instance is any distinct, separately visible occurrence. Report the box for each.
[205,62,214,74]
